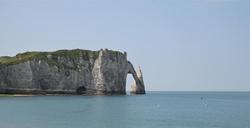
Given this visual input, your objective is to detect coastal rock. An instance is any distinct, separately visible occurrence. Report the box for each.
[0,49,145,95]
[131,67,145,94]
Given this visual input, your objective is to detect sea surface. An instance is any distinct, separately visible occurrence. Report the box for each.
[0,92,249,128]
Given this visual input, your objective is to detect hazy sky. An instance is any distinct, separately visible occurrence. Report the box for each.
[0,0,249,91]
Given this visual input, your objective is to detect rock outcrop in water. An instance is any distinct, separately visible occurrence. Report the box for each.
[0,49,145,95]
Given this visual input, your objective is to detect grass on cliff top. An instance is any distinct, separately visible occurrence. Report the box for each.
[0,49,124,66]
[0,49,100,66]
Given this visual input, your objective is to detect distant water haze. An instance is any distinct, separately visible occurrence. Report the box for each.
[0,0,249,91]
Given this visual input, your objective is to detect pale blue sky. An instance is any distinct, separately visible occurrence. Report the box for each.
[0,0,249,91]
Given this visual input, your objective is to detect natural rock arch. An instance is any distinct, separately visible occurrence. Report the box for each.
[126,61,145,94]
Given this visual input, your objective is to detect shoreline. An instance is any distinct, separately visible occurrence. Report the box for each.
[0,93,130,97]
[0,94,35,97]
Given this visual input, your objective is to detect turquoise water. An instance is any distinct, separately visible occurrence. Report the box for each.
[0,92,249,128]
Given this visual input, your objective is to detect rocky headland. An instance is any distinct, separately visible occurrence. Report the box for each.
[0,49,145,95]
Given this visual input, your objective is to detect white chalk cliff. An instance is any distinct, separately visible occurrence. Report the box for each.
[0,49,145,95]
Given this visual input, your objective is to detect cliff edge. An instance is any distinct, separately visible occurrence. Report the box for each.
[0,49,145,95]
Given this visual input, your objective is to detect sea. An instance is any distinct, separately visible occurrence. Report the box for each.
[0,91,249,128]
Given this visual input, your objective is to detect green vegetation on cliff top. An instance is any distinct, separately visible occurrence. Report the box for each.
[0,49,124,66]
[0,49,100,66]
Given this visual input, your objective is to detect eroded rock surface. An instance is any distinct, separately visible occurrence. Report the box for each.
[0,49,145,95]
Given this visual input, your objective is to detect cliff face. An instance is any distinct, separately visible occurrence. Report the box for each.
[0,49,145,95]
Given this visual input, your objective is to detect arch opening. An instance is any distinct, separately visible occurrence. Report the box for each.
[126,74,134,95]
